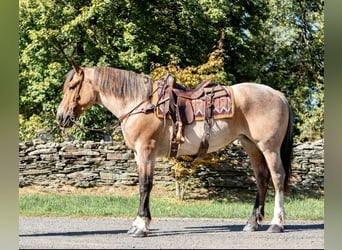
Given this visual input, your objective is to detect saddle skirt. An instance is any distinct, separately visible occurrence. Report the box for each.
[153,79,235,123]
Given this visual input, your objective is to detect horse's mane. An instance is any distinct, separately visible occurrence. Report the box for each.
[92,66,153,100]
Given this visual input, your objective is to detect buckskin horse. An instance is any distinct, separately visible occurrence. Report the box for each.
[57,64,293,237]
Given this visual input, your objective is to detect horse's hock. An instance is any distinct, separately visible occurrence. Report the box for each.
[19,139,324,195]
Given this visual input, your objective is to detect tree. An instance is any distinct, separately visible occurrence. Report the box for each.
[19,0,221,141]
[19,0,324,142]
[263,0,324,141]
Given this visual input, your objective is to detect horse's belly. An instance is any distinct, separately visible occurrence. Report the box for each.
[178,119,236,156]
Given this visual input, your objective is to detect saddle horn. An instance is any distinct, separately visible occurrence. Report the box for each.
[164,73,176,88]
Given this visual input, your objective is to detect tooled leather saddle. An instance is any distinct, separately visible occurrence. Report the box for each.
[153,73,235,157]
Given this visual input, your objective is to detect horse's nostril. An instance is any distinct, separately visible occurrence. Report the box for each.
[58,113,75,129]
[56,113,64,124]
[56,113,68,127]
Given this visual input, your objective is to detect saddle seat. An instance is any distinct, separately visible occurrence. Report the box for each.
[173,79,214,99]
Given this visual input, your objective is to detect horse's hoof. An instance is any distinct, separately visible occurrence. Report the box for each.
[267,224,284,233]
[132,228,148,237]
[243,222,259,232]
[127,226,137,234]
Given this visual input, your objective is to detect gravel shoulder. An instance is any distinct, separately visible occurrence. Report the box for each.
[19,216,324,249]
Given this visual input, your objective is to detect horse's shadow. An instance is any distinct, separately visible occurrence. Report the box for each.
[147,224,244,237]
[148,222,324,237]
[20,223,323,238]
[19,229,128,237]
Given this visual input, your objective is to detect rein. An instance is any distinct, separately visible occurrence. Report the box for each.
[118,86,161,122]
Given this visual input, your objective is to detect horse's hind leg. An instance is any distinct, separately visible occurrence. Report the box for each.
[262,149,286,233]
[239,136,270,232]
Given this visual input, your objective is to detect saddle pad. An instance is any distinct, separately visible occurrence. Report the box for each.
[153,82,235,121]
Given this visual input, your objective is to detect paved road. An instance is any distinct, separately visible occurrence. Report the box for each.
[19,216,324,249]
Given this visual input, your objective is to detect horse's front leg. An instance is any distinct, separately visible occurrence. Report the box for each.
[127,150,155,237]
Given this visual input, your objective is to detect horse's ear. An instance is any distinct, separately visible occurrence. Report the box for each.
[72,61,81,74]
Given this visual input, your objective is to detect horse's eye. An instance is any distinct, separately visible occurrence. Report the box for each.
[69,86,75,91]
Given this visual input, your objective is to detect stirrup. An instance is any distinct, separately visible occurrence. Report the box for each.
[175,123,185,143]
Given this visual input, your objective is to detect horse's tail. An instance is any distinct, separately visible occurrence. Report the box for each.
[281,101,294,193]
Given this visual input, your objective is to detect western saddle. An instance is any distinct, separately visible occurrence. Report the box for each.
[154,73,234,158]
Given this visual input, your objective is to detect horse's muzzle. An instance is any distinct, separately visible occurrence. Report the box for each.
[56,112,74,129]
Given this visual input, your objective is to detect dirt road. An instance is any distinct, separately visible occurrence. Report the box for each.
[19,216,324,249]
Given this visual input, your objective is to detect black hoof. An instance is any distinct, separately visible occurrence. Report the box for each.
[243,222,259,232]
[267,224,284,233]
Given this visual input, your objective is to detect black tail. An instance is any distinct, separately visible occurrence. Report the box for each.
[281,102,293,193]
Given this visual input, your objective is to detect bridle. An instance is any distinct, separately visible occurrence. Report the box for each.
[69,70,84,122]
[65,70,122,133]
[65,69,163,133]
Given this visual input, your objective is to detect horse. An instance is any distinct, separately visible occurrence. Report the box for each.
[56,64,293,237]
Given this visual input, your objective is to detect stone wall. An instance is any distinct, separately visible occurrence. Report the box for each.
[19,139,324,194]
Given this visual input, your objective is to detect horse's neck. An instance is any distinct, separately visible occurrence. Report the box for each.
[97,92,145,119]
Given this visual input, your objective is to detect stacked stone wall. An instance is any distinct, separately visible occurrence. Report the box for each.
[19,139,324,194]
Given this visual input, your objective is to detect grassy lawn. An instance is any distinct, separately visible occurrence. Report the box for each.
[19,186,324,220]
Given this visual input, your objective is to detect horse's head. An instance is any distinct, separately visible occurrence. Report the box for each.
[56,63,97,129]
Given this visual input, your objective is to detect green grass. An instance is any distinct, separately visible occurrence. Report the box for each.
[19,192,324,220]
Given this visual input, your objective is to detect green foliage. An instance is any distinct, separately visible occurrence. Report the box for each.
[262,0,324,141]
[170,150,228,200]
[150,35,228,88]
[19,114,44,142]
[19,0,324,142]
